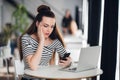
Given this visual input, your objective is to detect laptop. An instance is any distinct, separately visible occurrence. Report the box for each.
[60,46,101,72]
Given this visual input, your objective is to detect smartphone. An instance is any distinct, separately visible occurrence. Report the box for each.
[60,53,70,61]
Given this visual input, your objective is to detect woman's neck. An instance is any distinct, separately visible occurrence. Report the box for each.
[45,37,49,40]
[32,33,52,45]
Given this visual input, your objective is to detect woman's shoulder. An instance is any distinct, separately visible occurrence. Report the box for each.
[49,39,59,45]
[52,39,62,45]
[23,33,29,36]
[21,34,31,40]
[47,39,62,48]
[53,38,59,42]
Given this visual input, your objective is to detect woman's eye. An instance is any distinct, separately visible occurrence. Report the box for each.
[44,25,48,27]
[51,26,54,28]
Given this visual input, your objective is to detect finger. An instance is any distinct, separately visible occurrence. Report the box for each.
[66,57,72,61]
[38,23,42,27]
[60,60,66,63]
[59,62,65,66]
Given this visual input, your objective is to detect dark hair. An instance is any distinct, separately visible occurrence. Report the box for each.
[27,5,55,34]
[18,5,65,61]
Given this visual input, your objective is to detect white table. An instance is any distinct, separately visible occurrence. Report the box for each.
[64,35,83,44]
[24,65,103,80]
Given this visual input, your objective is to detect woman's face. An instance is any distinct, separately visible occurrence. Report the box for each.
[65,10,70,18]
[38,16,56,38]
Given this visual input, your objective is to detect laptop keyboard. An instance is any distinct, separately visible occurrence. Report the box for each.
[68,67,77,70]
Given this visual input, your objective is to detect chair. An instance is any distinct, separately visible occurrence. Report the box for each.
[1,46,13,80]
[14,59,24,80]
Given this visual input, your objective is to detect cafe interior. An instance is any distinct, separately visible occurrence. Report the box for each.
[0,0,119,80]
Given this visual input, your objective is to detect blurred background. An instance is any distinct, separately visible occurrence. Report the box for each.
[0,0,119,80]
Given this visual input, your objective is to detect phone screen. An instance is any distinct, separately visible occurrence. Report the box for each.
[60,53,70,60]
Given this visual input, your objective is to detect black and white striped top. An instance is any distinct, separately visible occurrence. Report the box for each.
[21,34,67,69]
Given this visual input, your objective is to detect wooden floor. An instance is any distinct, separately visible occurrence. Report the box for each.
[0,66,15,80]
[0,73,14,80]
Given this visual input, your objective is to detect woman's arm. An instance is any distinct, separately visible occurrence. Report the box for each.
[26,41,44,70]
[55,39,72,67]
[24,23,45,70]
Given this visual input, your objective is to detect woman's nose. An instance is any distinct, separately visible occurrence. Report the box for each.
[47,28,51,32]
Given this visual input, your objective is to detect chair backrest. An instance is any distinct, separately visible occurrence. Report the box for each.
[2,46,12,59]
[14,59,24,80]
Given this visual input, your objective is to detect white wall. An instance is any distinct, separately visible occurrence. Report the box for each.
[116,1,120,80]
[2,1,15,27]
[24,0,83,27]
[1,0,83,30]
[82,0,88,40]
[0,0,3,32]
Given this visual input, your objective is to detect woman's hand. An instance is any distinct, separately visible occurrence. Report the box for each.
[37,23,45,42]
[59,57,72,67]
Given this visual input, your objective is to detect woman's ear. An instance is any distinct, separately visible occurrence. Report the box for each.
[36,21,39,27]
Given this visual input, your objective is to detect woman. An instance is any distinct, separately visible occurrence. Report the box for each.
[18,5,71,80]
[61,9,73,35]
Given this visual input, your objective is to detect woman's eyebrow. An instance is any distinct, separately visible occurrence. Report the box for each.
[44,23,49,26]
[44,23,55,27]
[43,23,48,25]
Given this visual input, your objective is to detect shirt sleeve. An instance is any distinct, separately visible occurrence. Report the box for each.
[21,36,35,58]
[62,17,65,27]
[55,39,67,57]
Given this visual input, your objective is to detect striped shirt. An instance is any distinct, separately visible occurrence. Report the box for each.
[21,34,67,70]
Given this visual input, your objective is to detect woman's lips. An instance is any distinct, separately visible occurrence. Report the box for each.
[45,33,50,35]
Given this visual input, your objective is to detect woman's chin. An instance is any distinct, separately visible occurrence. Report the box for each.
[45,36,49,39]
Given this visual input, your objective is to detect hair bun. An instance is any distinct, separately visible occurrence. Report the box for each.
[37,5,51,13]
